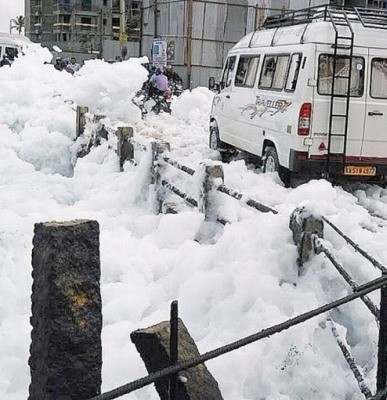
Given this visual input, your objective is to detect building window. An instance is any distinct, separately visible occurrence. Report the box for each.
[81,17,92,25]
[82,0,92,11]
[103,0,108,6]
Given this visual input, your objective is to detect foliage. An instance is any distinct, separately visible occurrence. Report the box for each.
[10,15,25,34]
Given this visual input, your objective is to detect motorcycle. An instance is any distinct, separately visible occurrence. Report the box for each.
[169,80,184,97]
[132,85,172,116]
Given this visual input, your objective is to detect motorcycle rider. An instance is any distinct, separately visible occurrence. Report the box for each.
[164,65,183,95]
[149,67,169,97]
[164,65,182,84]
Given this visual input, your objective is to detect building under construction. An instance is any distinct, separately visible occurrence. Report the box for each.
[25,0,141,62]
[24,0,387,85]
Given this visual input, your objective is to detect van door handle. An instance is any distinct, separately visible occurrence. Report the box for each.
[226,95,231,99]
[368,111,383,116]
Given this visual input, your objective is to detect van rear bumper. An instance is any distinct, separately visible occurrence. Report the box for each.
[289,150,387,182]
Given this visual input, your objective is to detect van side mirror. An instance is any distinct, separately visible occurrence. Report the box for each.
[208,77,219,92]
[208,76,216,90]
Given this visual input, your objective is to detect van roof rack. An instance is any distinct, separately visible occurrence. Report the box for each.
[354,7,387,29]
[261,5,387,30]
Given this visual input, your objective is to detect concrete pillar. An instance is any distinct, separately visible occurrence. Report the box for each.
[29,220,102,400]
[289,207,324,270]
[150,141,170,184]
[131,318,224,400]
[93,115,108,144]
[117,126,134,171]
[76,106,89,138]
[200,164,224,221]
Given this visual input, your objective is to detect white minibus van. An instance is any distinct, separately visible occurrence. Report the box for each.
[0,33,31,64]
[208,5,387,184]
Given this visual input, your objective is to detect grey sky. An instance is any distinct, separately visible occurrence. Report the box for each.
[0,0,25,33]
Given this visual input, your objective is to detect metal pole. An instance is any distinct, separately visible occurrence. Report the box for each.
[377,272,387,397]
[186,0,193,89]
[154,0,158,37]
[169,301,178,400]
[120,0,126,38]
[119,0,127,58]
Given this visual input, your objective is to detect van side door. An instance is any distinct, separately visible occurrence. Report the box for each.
[362,50,387,158]
[212,55,237,143]
[311,48,367,158]
[227,54,261,154]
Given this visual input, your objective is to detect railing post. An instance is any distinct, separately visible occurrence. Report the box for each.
[150,141,170,212]
[289,207,324,273]
[151,141,170,184]
[29,220,102,399]
[377,272,387,398]
[117,126,134,171]
[169,301,178,400]
[199,163,224,221]
[93,115,108,145]
[76,106,89,138]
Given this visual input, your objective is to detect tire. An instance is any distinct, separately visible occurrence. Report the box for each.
[209,125,221,150]
[263,146,280,173]
[209,125,235,162]
[151,105,160,114]
[263,146,291,186]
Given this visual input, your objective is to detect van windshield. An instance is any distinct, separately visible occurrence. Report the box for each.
[317,54,364,97]
[370,58,387,99]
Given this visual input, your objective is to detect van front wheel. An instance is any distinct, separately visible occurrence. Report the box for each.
[209,126,221,151]
[209,125,235,162]
[263,147,280,173]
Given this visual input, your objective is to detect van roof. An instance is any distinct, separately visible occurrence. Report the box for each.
[0,32,32,47]
[232,6,387,51]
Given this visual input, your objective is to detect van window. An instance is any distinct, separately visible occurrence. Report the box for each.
[5,47,18,61]
[317,54,364,97]
[370,58,387,99]
[259,54,289,90]
[220,56,236,89]
[234,55,260,88]
[285,53,302,92]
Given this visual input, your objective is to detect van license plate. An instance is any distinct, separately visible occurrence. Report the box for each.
[344,166,376,176]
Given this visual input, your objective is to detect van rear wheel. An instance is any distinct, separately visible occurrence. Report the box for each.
[263,147,280,173]
[263,146,291,186]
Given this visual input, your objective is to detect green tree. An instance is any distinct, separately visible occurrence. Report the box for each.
[10,15,25,34]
